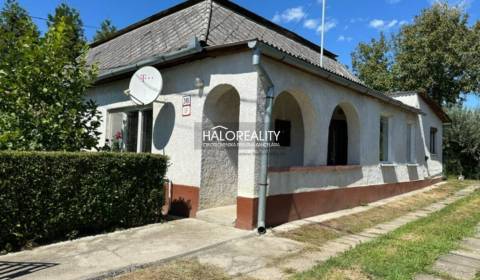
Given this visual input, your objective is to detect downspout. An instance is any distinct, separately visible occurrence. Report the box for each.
[250,41,274,234]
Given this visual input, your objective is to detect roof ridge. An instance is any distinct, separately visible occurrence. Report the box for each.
[200,0,213,43]
[90,0,338,60]
[210,0,337,59]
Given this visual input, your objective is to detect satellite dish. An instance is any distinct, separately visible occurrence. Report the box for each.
[125,66,163,105]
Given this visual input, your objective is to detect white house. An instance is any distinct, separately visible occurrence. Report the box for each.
[86,0,450,230]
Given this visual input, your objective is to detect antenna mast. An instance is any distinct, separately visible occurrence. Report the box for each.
[320,0,326,67]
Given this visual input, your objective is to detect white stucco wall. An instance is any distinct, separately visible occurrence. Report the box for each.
[393,94,444,177]
[86,50,445,205]
[262,57,442,196]
[86,51,259,206]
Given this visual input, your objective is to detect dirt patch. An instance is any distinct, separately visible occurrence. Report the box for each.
[113,260,231,280]
[399,233,424,242]
[280,223,342,247]
[324,266,372,280]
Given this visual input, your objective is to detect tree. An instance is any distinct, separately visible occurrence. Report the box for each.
[444,107,480,178]
[467,21,480,94]
[352,33,394,92]
[394,2,475,105]
[93,19,117,42]
[0,1,101,151]
[47,3,85,60]
[0,0,40,148]
[351,2,480,105]
[30,16,101,151]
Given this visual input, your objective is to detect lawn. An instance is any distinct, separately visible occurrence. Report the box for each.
[293,185,480,280]
[278,180,475,248]
[111,180,478,280]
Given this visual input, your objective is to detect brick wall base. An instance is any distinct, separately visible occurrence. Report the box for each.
[236,177,443,230]
[165,184,199,218]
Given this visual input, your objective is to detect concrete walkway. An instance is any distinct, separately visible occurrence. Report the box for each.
[192,185,480,279]
[0,219,252,280]
[0,183,477,280]
[416,224,480,280]
[196,205,237,227]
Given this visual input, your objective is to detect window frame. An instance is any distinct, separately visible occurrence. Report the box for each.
[107,106,153,153]
[406,122,416,163]
[379,115,391,163]
[429,127,438,155]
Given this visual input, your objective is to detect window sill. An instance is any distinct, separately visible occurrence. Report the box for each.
[407,163,419,167]
[379,163,397,167]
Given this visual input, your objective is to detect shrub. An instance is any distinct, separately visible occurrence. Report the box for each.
[0,151,168,253]
[444,107,480,179]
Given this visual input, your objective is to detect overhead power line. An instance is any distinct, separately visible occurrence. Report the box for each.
[30,15,99,30]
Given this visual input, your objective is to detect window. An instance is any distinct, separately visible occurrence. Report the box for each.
[274,119,291,147]
[108,108,153,153]
[327,107,348,166]
[406,123,415,163]
[379,116,389,162]
[141,109,153,153]
[430,127,438,155]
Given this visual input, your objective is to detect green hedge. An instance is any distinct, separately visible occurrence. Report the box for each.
[0,151,168,253]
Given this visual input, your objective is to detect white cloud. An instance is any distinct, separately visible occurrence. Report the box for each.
[369,19,404,30]
[316,19,337,33]
[387,19,398,28]
[272,6,306,23]
[456,0,474,9]
[301,17,337,33]
[304,19,319,29]
[337,35,353,42]
[370,19,385,29]
[272,13,281,23]
[350,17,368,24]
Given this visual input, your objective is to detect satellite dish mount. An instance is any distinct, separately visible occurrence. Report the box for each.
[125,66,163,105]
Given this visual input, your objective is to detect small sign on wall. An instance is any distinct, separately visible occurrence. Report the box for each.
[182,95,191,117]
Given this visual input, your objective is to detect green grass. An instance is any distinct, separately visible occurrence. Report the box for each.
[293,188,480,280]
[279,180,475,248]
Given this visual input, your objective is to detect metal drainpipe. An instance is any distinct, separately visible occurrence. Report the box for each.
[251,45,274,234]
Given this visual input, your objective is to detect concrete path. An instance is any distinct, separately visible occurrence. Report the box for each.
[0,219,252,280]
[0,183,476,280]
[196,205,237,227]
[192,185,480,279]
[415,224,480,280]
[272,182,446,234]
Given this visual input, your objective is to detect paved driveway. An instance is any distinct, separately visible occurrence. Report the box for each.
[0,218,251,280]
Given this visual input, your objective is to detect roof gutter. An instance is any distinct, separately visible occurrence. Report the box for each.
[248,40,423,115]
[95,37,204,83]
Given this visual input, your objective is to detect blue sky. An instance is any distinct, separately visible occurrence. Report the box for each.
[2,0,479,107]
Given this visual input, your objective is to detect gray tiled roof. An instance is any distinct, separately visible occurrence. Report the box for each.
[87,0,361,83]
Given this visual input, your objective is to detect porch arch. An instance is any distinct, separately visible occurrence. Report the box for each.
[269,90,317,168]
[200,84,240,209]
[327,102,361,165]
